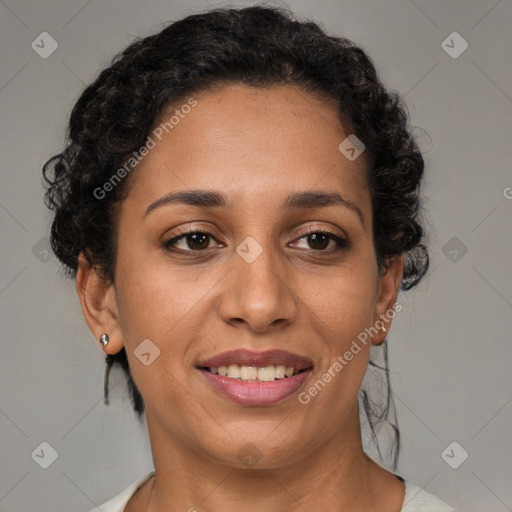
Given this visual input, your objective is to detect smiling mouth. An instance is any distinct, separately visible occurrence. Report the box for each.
[197,349,314,405]
[199,365,313,406]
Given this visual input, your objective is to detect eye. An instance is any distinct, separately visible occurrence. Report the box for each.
[291,229,350,253]
[163,230,221,253]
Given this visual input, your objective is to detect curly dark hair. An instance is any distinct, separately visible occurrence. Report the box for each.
[42,4,428,471]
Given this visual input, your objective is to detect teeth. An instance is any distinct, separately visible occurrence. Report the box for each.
[208,364,300,381]
[275,365,286,378]
[240,366,258,380]
[257,366,276,382]
[227,364,240,379]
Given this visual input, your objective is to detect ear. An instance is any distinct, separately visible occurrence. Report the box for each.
[76,252,124,354]
[371,255,403,346]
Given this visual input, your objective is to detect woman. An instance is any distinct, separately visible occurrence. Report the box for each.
[42,5,455,511]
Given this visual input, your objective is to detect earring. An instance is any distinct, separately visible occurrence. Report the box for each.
[99,333,109,347]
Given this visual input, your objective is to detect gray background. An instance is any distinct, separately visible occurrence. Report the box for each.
[0,0,511,510]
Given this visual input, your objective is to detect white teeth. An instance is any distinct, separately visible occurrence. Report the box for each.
[208,364,300,381]
[257,366,276,382]
[240,366,258,380]
[275,365,286,378]
[227,364,240,379]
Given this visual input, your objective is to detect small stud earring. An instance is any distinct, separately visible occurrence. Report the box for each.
[99,333,109,347]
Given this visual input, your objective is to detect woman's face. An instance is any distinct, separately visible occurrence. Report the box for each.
[80,84,402,468]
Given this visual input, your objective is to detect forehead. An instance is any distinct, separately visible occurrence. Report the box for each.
[122,84,370,213]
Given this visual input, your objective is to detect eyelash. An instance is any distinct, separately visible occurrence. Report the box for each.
[162,226,350,255]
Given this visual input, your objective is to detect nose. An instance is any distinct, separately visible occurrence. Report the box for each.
[219,242,297,333]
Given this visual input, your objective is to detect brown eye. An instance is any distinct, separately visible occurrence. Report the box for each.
[293,230,349,252]
[164,231,216,252]
[186,233,210,250]
[306,232,330,250]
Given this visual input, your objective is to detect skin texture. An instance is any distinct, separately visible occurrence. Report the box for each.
[76,84,405,511]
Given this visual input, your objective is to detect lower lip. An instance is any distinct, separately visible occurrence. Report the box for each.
[200,368,312,406]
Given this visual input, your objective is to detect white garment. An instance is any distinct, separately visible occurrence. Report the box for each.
[89,471,456,511]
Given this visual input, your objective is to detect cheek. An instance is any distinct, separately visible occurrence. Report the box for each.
[114,250,211,344]
[300,261,377,392]
[112,262,211,412]
[308,263,377,340]
[112,251,227,399]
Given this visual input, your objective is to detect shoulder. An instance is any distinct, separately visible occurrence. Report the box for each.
[401,481,456,511]
[88,472,155,512]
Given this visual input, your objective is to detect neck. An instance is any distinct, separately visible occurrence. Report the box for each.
[132,402,404,512]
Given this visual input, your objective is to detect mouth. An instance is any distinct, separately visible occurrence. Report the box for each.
[197,349,313,406]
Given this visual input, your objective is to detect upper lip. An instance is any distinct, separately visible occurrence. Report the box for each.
[198,349,314,371]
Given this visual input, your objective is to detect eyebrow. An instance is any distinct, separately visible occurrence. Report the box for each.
[144,189,364,226]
